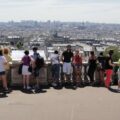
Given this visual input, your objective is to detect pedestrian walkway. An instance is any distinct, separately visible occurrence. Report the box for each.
[0,87,120,120]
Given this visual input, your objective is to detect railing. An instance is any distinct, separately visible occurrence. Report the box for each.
[7,61,118,86]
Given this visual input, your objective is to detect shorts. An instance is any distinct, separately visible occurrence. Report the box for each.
[33,68,40,77]
[22,65,31,75]
[74,64,82,69]
[0,71,5,76]
[63,62,73,75]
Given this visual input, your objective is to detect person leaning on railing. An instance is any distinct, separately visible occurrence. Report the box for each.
[21,50,32,90]
[0,49,9,92]
[96,52,106,86]
[61,45,74,85]
[72,50,83,87]
[3,48,12,86]
[50,50,60,87]
[104,50,115,88]
[87,51,97,85]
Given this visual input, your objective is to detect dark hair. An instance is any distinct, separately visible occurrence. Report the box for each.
[33,47,38,51]
[90,51,94,55]
[54,50,58,54]
[67,45,71,48]
[100,52,103,56]
[0,49,3,56]
[24,50,29,55]
[109,50,114,55]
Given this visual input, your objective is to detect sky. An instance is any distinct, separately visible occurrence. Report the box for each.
[0,0,120,23]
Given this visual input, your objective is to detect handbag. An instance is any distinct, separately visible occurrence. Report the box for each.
[18,64,23,74]
[28,65,32,72]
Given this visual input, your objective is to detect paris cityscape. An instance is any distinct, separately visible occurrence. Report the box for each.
[0,0,120,120]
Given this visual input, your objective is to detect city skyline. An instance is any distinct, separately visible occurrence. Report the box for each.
[0,0,120,24]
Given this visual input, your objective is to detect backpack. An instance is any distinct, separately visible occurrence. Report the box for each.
[35,54,45,69]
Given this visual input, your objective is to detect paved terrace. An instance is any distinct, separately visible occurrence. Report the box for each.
[0,86,120,120]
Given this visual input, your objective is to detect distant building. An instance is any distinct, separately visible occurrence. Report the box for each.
[7,36,24,45]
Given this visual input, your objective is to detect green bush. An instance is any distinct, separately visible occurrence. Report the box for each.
[104,46,120,62]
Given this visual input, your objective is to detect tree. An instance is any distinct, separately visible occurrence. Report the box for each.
[104,46,120,62]
[16,41,23,49]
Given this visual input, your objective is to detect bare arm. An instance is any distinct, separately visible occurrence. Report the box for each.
[109,59,114,67]
[61,54,64,63]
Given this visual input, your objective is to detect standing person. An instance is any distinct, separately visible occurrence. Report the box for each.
[97,52,105,86]
[73,50,83,87]
[50,50,60,87]
[104,50,114,88]
[21,50,32,90]
[0,49,9,92]
[87,51,97,85]
[61,45,73,85]
[32,47,44,90]
[3,48,12,86]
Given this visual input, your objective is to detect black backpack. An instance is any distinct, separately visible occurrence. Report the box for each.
[35,54,45,69]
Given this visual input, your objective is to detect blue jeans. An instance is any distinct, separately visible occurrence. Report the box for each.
[51,64,60,81]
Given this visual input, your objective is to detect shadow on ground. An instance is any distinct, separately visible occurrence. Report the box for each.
[0,92,8,98]
[108,87,120,93]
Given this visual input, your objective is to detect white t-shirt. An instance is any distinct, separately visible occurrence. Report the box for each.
[50,54,59,65]
[0,56,7,72]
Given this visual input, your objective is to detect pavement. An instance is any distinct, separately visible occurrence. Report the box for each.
[0,86,120,120]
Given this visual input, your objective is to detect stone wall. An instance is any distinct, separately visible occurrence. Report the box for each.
[8,62,118,86]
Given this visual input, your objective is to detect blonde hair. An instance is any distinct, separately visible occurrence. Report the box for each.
[3,48,10,55]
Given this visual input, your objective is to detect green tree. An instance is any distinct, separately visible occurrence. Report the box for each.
[104,46,120,62]
[16,41,23,49]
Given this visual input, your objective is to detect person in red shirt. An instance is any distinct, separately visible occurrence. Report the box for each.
[73,50,83,87]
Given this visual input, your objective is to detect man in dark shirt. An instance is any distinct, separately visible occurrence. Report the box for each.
[104,50,114,88]
[97,52,105,85]
[61,45,73,84]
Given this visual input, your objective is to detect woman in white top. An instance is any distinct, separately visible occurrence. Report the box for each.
[0,49,8,92]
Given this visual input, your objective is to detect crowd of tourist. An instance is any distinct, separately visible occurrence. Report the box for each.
[0,45,120,95]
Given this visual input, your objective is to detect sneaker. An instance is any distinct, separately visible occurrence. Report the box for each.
[52,83,57,87]
[35,85,40,90]
[3,88,10,93]
[118,88,120,91]
[23,86,26,89]
[27,86,31,90]
[72,85,77,90]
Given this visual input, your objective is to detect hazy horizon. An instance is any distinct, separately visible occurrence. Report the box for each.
[0,0,120,24]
